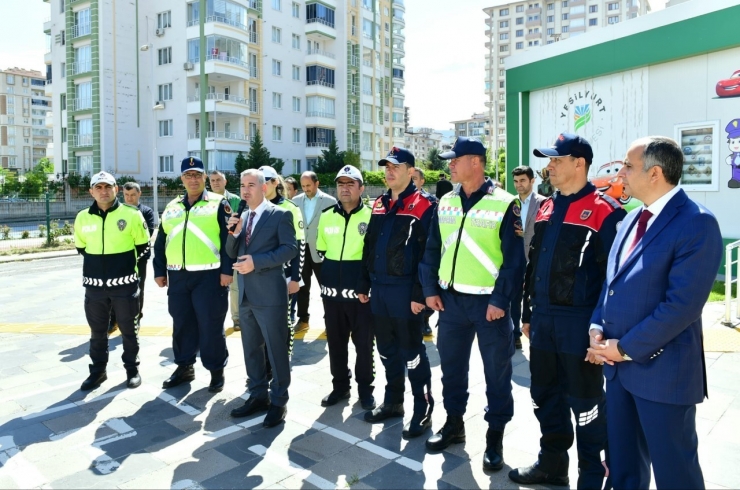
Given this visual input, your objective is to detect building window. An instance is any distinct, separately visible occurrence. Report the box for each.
[157,11,171,29]
[272,92,282,109]
[293,96,301,112]
[547,15,554,22]
[292,33,300,49]
[608,15,619,24]
[158,83,172,101]
[499,8,509,15]
[499,104,505,112]
[159,155,174,173]
[292,65,300,80]
[608,2,619,10]
[562,1,568,6]
[499,33,509,40]
[499,117,505,124]
[562,25,570,32]
[306,3,336,28]
[272,59,282,76]
[589,18,598,26]
[516,17,524,25]
[589,5,598,12]
[292,159,301,173]
[516,5,524,12]
[498,93,505,100]
[272,125,282,141]
[500,45,509,52]
[292,2,300,17]
[158,47,172,65]
[499,20,509,28]
[272,27,282,43]
[499,80,504,88]
[272,0,281,11]
[306,65,335,87]
[528,14,540,21]
[562,13,569,20]
[515,42,523,49]
[499,69,504,76]
[292,128,300,143]
[547,27,554,34]
[159,119,173,137]
[516,29,523,36]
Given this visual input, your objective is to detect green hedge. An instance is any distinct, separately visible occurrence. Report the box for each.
[287,170,504,189]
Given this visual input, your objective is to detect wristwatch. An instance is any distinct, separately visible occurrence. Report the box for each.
[617,343,632,361]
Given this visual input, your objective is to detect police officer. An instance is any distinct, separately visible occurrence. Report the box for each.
[419,137,525,471]
[508,134,625,489]
[316,166,375,410]
[74,171,150,391]
[358,147,435,439]
[410,167,437,337]
[153,157,235,393]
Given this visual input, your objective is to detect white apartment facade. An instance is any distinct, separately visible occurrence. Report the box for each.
[403,127,443,158]
[0,68,53,174]
[43,0,407,181]
[483,0,652,149]
[450,112,490,139]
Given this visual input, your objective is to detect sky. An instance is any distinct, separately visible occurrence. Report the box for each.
[0,0,668,133]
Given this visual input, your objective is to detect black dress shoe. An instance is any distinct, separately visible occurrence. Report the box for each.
[126,370,141,389]
[231,396,270,418]
[162,365,195,389]
[81,371,107,391]
[364,403,404,423]
[514,337,523,349]
[321,389,350,407]
[263,404,287,428]
[360,396,376,410]
[508,462,569,486]
[402,413,432,439]
[483,429,504,471]
[209,369,225,393]
[422,322,433,336]
[426,415,465,451]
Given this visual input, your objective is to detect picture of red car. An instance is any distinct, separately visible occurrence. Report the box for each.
[716,69,740,98]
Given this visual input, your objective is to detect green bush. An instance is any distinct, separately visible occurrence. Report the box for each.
[38,224,46,238]
[0,225,10,240]
[21,230,30,239]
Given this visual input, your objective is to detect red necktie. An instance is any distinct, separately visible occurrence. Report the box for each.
[627,209,653,255]
[244,211,256,248]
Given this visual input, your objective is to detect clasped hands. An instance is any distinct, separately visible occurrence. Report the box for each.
[585,329,624,366]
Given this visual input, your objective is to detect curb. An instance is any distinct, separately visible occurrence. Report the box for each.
[0,249,78,263]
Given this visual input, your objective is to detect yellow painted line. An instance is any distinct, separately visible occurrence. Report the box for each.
[704,327,740,352]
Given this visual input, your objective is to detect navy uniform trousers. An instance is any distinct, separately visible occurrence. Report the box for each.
[437,290,514,430]
[168,269,229,371]
[529,311,607,489]
[85,283,140,374]
[370,282,432,415]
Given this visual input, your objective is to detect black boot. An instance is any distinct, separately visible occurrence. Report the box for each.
[426,415,465,451]
[162,364,195,389]
[126,369,141,389]
[483,428,504,471]
[208,369,224,393]
[508,456,569,486]
[364,403,404,423]
[81,371,107,391]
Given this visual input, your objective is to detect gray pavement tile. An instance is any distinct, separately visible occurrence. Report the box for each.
[100,421,185,459]
[31,448,99,484]
[213,438,269,465]
[50,451,168,489]
[288,429,354,461]
[362,458,462,490]
[167,448,242,486]
[366,423,430,457]
[701,439,740,490]
[199,456,299,490]
[41,409,110,436]
[1,421,52,448]
[307,444,393,482]
[116,398,189,430]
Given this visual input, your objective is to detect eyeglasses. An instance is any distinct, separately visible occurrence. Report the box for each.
[182,172,204,180]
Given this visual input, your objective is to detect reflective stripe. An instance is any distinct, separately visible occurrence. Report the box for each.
[165,222,185,251]
[441,229,459,255]
[82,274,137,288]
[167,262,220,271]
[438,282,494,295]
[182,223,219,258]
[459,230,499,279]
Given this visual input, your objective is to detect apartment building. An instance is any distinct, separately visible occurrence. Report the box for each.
[403,127,443,158]
[43,0,407,180]
[450,112,490,139]
[0,68,53,173]
[483,0,652,149]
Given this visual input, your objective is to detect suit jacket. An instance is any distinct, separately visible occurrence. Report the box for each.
[521,192,546,261]
[590,189,722,405]
[225,202,298,308]
[292,190,337,263]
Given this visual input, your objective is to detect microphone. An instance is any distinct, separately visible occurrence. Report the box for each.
[228,200,247,235]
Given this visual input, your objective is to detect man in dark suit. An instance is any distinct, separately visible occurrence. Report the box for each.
[587,137,723,490]
[226,169,298,428]
[510,166,545,349]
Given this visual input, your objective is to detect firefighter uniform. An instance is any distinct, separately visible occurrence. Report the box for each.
[74,173,150,384]
[153,161,235,378]
[316,170,374,407]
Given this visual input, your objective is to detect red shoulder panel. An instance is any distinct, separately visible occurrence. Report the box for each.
[535,198,555,223]
[564,191,622,232]
[397,191,433,219]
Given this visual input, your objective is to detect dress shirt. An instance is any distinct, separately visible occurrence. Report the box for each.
[303,193,319,224]
[234,198,269,239]
[518,191,534,230]
[590,185,681,335]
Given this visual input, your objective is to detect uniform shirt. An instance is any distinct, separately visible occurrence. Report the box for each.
[419,178,525,310]
[519,191,534,230]
[270,194,305,282]
[152,190,235,277]
[233,198,269,239]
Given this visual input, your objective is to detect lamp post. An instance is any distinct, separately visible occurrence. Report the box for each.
[140,43,164,225]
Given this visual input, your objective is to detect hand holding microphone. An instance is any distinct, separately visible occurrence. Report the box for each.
[228,200,247,235]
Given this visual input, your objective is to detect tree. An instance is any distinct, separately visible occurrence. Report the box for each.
[426,148,447,171]
[269,157,285,174]
[312,138,346,174]
[234,151,248,174]
[343,150,361,170]
[244,130,273,170]
[18,159,55,197]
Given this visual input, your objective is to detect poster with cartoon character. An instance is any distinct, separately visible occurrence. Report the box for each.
[726,118,740,189]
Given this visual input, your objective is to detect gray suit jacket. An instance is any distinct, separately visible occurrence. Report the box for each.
[292,190,337,263]
[225,202,298,307]
[521,192,546,261]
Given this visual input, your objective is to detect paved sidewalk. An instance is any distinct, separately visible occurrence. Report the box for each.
[0,256,738,489]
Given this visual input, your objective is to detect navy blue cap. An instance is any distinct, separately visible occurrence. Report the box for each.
[181,156,205,174]
[379,146,416,167]
[439,137,487,160]
[533,133,594,165]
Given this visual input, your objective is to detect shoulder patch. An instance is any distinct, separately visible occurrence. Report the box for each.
[596,191,623,210]
[122,202,138,210]
[223,202,232,215]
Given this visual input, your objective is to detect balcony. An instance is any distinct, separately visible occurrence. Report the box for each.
[305,18,337,40]
[306,141,331,148]
[73,60,92,75]
[70,23,91,39]
[570,0,586,4]
[525,32,542,40]
[392,0,405,10]
[306,111,337,127]
[71,97,92,112]
[306,80,336,98]
[44,51,53,65]
[347,114,359,126]
[526,18,542,27]
[570,11,586,19]
[45,112,54,128]
[46,142,54,158]
[393,30,405,41]
[187,55,251,81]
[348,84,359,97]
[393,44,405,56]
[186,131,250,153]
[43,18,51,33]
[392,16,405,28]
[185,20,257,45]
[526,7,541,14]
[44,79,53,96]
[71,134,93,148]
[306,48,337,69]
[186,92,252,117]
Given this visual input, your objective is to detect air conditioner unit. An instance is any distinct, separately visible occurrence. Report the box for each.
[183,62,194,71]
[155,28,165,37]
[155,101,166,108]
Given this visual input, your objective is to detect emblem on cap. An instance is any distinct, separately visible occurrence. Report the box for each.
[190,157,194,166]
[117,219,127,231]
[558,134,565,141]
[344,166,350,172]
